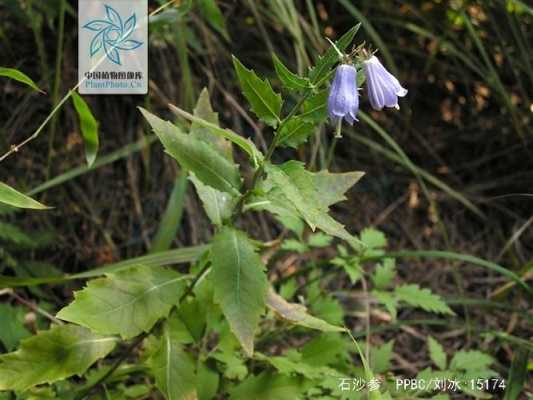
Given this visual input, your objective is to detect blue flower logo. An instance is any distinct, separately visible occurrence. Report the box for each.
[83,4,143,65]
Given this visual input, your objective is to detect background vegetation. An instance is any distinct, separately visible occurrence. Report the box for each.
[0,0,531,398]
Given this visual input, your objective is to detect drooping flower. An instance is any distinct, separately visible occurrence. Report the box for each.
[327,64,360,126]
[363,55,407,110]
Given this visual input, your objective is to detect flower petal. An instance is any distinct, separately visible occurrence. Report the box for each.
[105,5,123,29]
[83,20,111,31]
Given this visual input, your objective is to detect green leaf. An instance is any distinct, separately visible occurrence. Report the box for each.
[371,340,394,374]
[272,54,311,91]
[255,351,337,379]
[395,284,454,315]
[197,363,219,400]
[0,304,31,351]
[232,56,282,128]
[266,288,345,332]
[210,227,268,356]
[148,314,198,400]
[361,228,387,249]
[0,182,49,210]
[428,336,447,370]
[56,266,188,339]
[0,325,116,391]
[277,116,316,149]
[71,92,99,166]
[372,258,396,289]
[196,0,229,40]
[373,290,398,320]
[189,173,235,226]
[229,372,302,400]
[449,350,494,372]
[313,170,365,208]
[168,104,262,162]
[190,88,233,161]
[0,67,43,92]
[264,161,360,247]
[308,24,361,83]
[300,90,328,123]
[140,108,241,195]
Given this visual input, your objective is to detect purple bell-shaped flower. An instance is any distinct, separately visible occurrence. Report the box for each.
[363,55,407,110]
[327,64,360,127]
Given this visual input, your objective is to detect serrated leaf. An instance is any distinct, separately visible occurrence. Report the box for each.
[0,304,31,351]
[373,290,398,320]
[371,340,394,374]
[197,0,229,40]
[148,314,198,400]
[72,92,99,166]
[0,182,49,210]
[189,173,235,226]
[255,351,337,380]
[232,56,282,128]
[372,258,396,289]
[428,336,447,370]
[272,53,311,91]
[210,227,268,357]
[395,284,454,315]
[264,161,360,248]
[56,266,188,339]
[277,116,316,149]
[308,24,361,83]
[168,104,262,162]
[313,170,365,208]
[140,108,241,195]
[300,89,328,123]
[0,67,43,92]
[450,350,494,372]
[0,325,116,391]
[190,88,233,160]
[266,288,345,332]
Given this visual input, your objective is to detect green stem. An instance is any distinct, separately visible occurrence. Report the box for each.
[233,93,311,220]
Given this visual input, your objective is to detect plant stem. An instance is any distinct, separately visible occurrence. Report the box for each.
[233,93,311,219]
[76,255,211,399]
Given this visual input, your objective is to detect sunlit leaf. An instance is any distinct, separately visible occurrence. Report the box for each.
[0,67,43,92]
[148,314,198,400]
[308,24,361,83]
[232,56,282,128]
[210,227,268,357]
[190,173,236,226]
[190,88,233,160]
[0,182,49,210]
[266,288,345,332]
[140,108,241,195]
[72,92,99,166]
[277,116,316,149]
[0,325,116,391]
[395,284,454,315]
[272,54,310,91]
[428,336,447,370]
[57,266,188,339]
